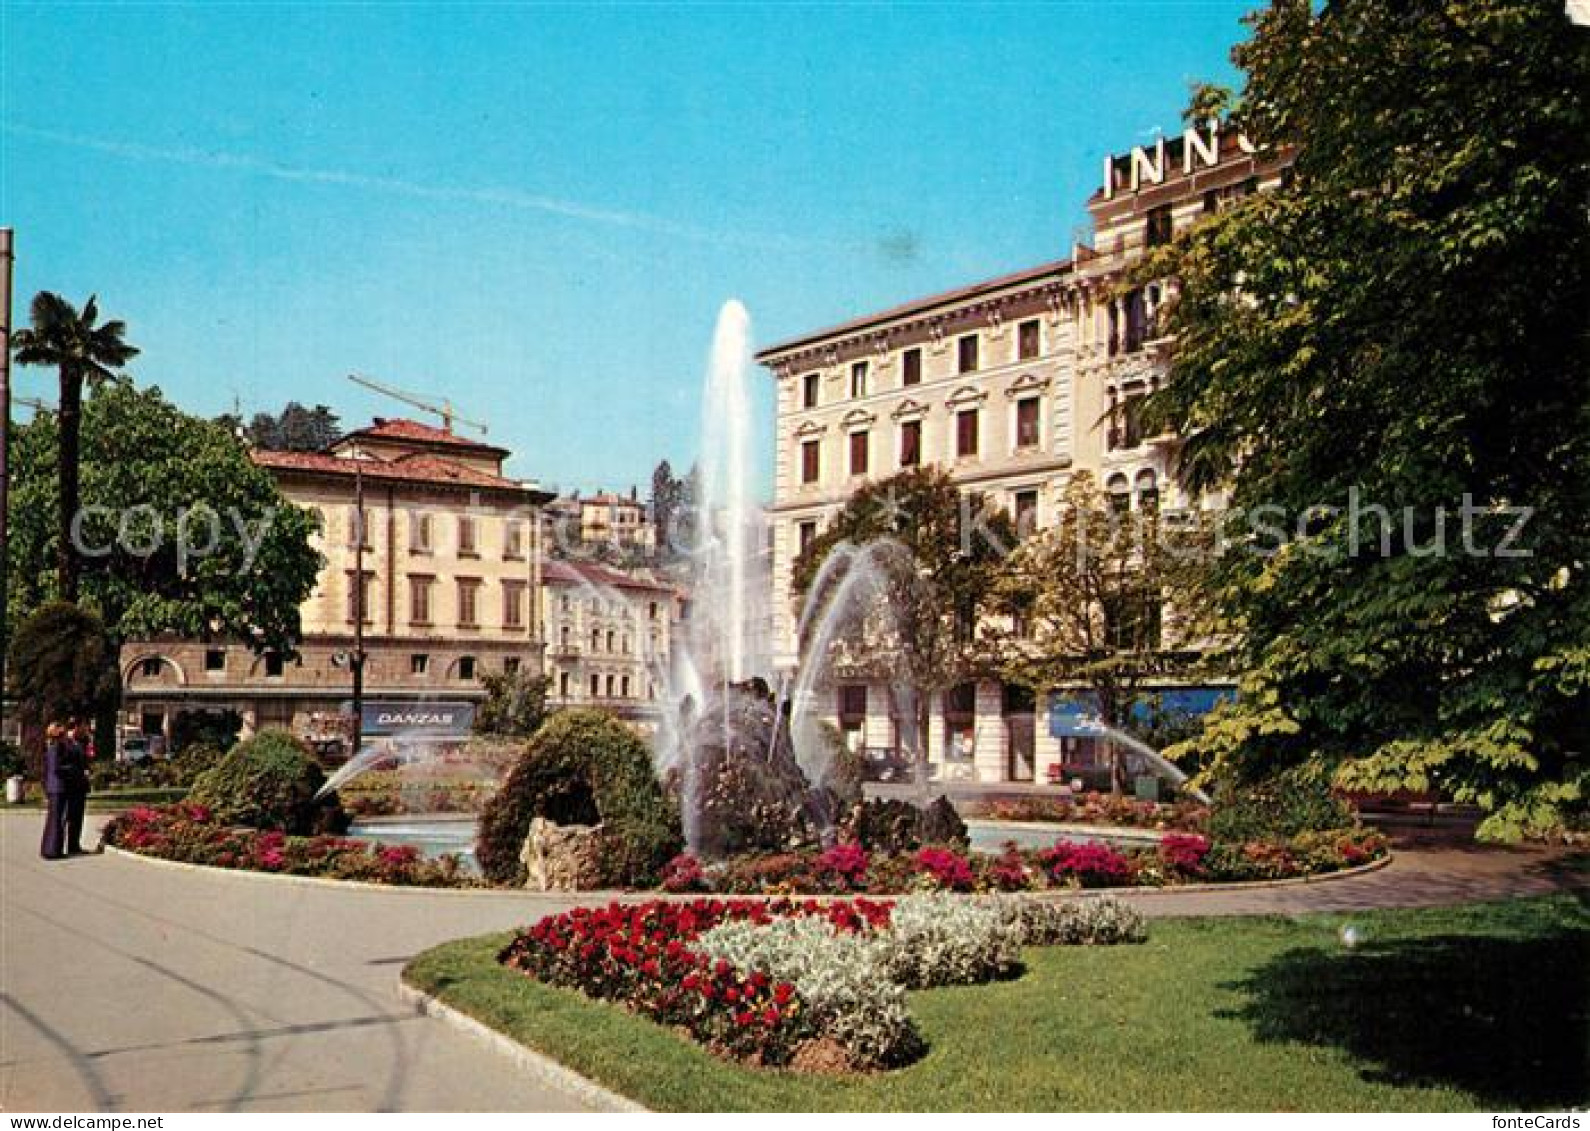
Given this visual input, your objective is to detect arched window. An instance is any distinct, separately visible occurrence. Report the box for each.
[1106,473,1131,515]
[1135,469,1160,514]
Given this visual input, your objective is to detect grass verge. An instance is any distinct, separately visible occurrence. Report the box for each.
[404,895,1587,1112]
[3,787,188,812]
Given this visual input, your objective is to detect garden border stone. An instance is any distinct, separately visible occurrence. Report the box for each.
[395,980,647,1113]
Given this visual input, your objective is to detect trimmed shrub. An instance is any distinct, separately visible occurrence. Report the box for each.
[186,730,347,834]
[696,915,921,1070]
[90,742,219,791]
[1207,763,1355,842]
[884,894,1025,987]
[1014,897,1148,946]
[475,709,681,887]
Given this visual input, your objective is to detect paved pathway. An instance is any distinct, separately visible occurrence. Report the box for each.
[1,815,588,1112]
[2,812,1581,1112]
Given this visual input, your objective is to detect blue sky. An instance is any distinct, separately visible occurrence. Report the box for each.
[1,1,1251,497]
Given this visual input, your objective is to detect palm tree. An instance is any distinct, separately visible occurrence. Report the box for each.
[11,292,139,601]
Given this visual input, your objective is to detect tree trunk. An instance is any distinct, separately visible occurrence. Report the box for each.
[56,365,83,602]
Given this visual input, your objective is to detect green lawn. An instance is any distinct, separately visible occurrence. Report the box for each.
[404,895,1588,1112]
[3,787,188,812]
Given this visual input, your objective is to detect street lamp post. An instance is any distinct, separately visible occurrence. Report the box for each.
[0,229,15,725]
[350,459,367,758]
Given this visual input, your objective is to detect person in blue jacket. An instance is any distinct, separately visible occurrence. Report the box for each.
[39,722,74,859]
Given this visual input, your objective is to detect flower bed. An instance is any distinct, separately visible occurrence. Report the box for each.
[498,893,1145,1072]
[102,802,474,887]
[958,792,1210,833]
[499,898,893,1067]
[339,770,499,818]
[672,826,1386,897]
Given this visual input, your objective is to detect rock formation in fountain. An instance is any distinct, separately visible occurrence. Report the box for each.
[657,300,849,857]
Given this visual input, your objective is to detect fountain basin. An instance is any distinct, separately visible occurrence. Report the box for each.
[349,815,480,873]
[348,814,1161,870]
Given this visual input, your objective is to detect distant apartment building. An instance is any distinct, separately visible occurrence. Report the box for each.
[119,418,553,745]
[541,559,678,720]
[545,489,657,557]
[756,122,1291,786]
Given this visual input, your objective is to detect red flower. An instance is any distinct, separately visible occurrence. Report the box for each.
[914,847,976,891]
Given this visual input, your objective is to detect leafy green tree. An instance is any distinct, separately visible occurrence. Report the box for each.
[1181,80,1235,126]
[791,467,1016,790]
[6,382,322,657]
[474,668,554,739]
[10,293,139,601]
[242,402,343,452]
[1140,0,1590,839]
[986,474,1216,793]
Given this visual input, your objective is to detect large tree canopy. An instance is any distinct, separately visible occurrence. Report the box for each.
[6,382,323,655]
[1142,1,1590,838]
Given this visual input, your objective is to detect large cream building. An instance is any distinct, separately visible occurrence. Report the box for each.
[756,122,1291,786]
[120,418,555,745]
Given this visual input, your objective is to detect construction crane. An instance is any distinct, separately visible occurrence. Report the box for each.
[347,373,488,437]
[13,395,54,413]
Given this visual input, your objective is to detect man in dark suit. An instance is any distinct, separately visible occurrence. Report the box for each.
[39,722,72,859]
[63,719,93,855]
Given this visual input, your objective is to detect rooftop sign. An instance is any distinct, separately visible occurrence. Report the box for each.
[1103,121,1259,199]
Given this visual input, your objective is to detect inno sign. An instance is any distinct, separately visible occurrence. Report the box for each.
[1103,121,1259,198]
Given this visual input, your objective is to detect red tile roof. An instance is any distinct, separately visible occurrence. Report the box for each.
[339,417,509,457]
[543,558,674,595]
[251,448,547,498]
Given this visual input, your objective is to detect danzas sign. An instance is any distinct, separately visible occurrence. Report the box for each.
[355,700,476,737]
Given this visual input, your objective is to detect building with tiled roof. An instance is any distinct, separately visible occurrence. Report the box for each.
[119,418,564,749]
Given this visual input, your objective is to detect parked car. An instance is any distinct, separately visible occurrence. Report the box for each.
[118,733,166,762]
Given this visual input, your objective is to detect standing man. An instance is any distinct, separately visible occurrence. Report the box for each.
[63,718,92,854]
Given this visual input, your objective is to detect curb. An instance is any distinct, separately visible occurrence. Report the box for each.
[105,842,1393,899]
[395,981,647,1113]
[100,846,594,902]
[1070,851,1395,897]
